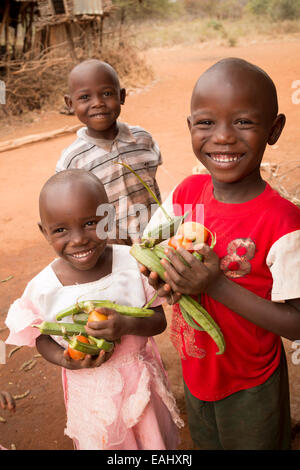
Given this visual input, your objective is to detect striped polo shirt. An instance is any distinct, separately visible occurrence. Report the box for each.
[55,121,162,244]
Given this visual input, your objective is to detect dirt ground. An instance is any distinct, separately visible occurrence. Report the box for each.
[0,39,300,451]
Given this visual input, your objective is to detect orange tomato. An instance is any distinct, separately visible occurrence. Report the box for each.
[169,222,209,252]
[168,234,184,250]
[181,237,196,251]
[177,222,209,243]
[168,235,196,252]
[67,335,89,361]
[88,309,108,322]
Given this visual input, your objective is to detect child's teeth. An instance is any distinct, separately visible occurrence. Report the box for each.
[73,250,92,258]
[211,154,240,162]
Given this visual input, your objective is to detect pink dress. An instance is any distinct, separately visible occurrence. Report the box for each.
[5,245,183,450]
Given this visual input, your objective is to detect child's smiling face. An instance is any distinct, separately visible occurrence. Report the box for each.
[66,61,126,140]
[39,173,109,272]
[188,59,285,187]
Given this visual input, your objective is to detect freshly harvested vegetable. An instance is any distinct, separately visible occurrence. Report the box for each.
[33,321,114,353]
[33,321,87,337]
[142,214,188,248]
[177,221,209,244]
[180,304,204,331]
[115,161,188,248]
[67,335,97,360]
[88,310,108,322]
[168,221,216,252]
[154,244,190,268]
[34,299,153,360]
[87,336,114,351]
[179,295,224,355]
[113,162,224,354]
[56,300,154,321]
[72,313,89,325]
[168,234,188,251]
[130,244,225,355]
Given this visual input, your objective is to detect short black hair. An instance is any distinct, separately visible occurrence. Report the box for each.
[192,57,278,117]
[68,59,121,93]
[39,169,107,218]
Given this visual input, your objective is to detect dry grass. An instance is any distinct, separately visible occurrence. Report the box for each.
[131,17,300,50]
[1,15,300,123]
[0,37,154,124]
[95,43,154,91]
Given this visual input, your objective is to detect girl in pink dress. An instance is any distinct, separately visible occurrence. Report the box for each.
[5,169,183,450]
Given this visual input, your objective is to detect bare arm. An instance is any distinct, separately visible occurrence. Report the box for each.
[208,272,300,340]
[155,244,300,341]
[35,334,109,370]
[36,334,66,367]
[84,305,167,341]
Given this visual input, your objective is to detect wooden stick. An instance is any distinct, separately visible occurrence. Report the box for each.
[0,124,82,153]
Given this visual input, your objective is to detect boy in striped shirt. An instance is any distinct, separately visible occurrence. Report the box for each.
[56,59,162,245]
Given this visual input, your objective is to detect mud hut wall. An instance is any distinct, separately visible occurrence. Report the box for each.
[33,19,102,57]
[38,0,73,17]
[34,0,114,57]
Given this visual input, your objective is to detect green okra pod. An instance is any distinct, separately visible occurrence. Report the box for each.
[33,321,114,352]
[72,313,89,325]
[55,300,105,320]
[65,336,101,356]
[179,305,204,331]
[141,214,188,248]
[56,300,155,321]
[179,295,225,355]
[153,244,190,267]
[130,243,226,355]
[87,336,114,352]
[33,321,87,337]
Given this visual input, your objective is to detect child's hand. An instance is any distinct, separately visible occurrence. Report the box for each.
[85,307,128,341]
[139,265,182,305]
[62,348,113,370]
[160,243,222,297]
[0,391,16,412]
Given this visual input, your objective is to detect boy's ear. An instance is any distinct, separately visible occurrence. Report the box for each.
[187,115,192,132]
[120,88,126,105]
[268,113,286,145]
[64,94,74,113]
[38,222,49,241]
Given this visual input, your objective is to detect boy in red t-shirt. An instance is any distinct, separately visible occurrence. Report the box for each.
[141,58,300,449]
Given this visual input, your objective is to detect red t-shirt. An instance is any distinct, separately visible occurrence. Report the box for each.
[171,174,300,401]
